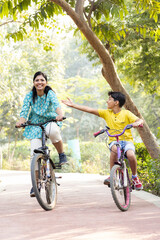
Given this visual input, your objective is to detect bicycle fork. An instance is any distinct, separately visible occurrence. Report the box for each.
[123,162,127,187]
[46,159,51,178]
[117,144,127,188]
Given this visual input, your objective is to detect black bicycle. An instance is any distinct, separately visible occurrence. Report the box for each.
[16,118,65,211]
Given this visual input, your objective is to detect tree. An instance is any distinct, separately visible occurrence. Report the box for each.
[44,0,160,158]
[0,0,160,158]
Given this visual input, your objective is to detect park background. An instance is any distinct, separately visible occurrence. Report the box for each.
[0,0,160,196]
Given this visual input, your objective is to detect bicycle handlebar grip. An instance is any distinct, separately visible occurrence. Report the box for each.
[126,124,133,130]
[15,123,26,128]
[94,129,105,137]
[94,131,100,137]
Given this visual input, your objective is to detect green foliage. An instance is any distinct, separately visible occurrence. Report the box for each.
[2,139,160,197]
[0,0,160,196]
[0,0,63,41]
[135,0,160,23]
[135,142,160,196]
[79,141,110,175]
[115,20,160,96]
[75,2,160,73]
[1,140,30,170]
[1,0,160,44]
[1,140,110,175]
[0,25,65,146]
[1,0,160,95]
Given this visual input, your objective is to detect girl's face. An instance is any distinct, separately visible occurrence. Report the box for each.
[33,74,47,92]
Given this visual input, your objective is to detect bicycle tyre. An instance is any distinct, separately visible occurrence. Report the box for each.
[110,164,131,211]
[31,153,57,211]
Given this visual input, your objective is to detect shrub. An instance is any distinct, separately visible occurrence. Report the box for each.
[135,143,160,196]
[1,140,110,175]
[1,140,160,196]
[79,141,110,174]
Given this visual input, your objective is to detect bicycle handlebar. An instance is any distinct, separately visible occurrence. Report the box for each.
[94,124,143,138]
[15,117,66,128]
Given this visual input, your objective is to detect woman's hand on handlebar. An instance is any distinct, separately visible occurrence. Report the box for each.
[15,117,26,128]
[55,115,65,121]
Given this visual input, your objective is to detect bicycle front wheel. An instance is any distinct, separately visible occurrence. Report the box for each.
[110,164,131,211]
[31,153,57,211]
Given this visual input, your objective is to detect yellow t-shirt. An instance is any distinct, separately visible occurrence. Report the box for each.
[98,109,138,143]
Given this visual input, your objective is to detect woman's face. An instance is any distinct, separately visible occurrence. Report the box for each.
[33,74,47,92]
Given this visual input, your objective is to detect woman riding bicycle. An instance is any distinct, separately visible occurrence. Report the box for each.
[16,71,67,196]
[62,91,143,190]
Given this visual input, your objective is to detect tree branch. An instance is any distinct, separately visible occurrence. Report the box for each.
[92,0,105,11]
[0,20,22,27]
[75,0,85,20]
[87,0,95,28]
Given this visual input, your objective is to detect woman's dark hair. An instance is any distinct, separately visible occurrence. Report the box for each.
[108,91,126,107]
[32,71,53,104]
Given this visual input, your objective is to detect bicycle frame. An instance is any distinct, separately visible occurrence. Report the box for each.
[94,124,133,186]
[16,117,66,211]
[94,124,133,159]
[94,124,135,211]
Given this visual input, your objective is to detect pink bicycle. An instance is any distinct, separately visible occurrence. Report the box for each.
[94,124,136,211]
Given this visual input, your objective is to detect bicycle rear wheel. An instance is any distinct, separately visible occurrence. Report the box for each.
[31,153,57,211]
[110,164,131,211]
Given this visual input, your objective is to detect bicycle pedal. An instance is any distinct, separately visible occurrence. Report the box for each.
[56,182,60,186]
[54,163,62,169]
[132,185,135,190]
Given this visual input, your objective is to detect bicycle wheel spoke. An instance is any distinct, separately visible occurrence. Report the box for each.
[31,154,57,211]
[110,165,131,211]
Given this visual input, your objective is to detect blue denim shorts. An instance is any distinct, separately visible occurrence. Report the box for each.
[109,141,135,154]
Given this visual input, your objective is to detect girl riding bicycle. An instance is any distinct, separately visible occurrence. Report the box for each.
[62,91,143,190]
[16,71,67,196]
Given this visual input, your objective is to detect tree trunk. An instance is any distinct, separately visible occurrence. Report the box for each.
[50,0,160,159]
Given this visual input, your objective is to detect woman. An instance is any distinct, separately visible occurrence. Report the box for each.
[16,71,67,196]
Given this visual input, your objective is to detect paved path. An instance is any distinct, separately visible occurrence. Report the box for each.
[0,170,160,240]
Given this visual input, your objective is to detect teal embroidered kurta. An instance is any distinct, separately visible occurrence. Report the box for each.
[20,90,62,139]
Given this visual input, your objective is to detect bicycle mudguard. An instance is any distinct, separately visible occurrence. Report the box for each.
[34,148,45,154]
[49,158,57,170]
[114,161,121,166]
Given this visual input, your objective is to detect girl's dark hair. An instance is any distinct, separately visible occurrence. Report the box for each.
[108,91,126,107]
[32,71,53,104]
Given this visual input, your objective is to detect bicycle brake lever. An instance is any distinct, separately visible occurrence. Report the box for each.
[126,124,133,130]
